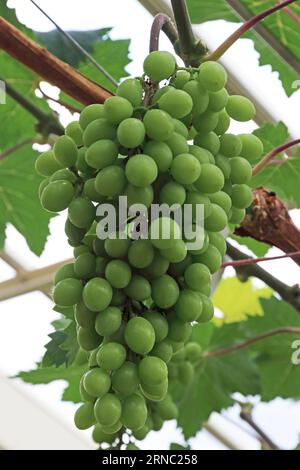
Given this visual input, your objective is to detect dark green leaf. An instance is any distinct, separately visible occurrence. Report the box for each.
[170,443,191,450]
[42,331,68,368]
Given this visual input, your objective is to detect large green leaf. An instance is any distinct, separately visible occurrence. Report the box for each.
[187,0,299,96]
[0,145,53,255]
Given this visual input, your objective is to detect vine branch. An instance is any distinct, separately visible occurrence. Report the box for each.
[206,0,298,62]
[150,13,178,52]
[0,17,113,105]
[222,250,300,268]
[207,326,300,357]
[226,242,300,314]
[252,139,300,176]
[239,404,280,450]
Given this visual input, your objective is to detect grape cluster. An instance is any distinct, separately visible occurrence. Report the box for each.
[35,50,262,449]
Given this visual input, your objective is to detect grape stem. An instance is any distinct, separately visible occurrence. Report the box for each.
[149,13,178,53]
[222,249,300,268]
[252,138,300,176]
[207,326,300,357]
[226,242,300,314]
[205,0,297,62]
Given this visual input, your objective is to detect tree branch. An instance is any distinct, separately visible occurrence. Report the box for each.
[207,327,300,357]
[226,242,300,314]
[0,17,113,105]
[235,188,300,267]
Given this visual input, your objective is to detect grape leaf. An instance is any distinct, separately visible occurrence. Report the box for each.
[0,145,53,255]
[245,297,300,401]
[16,363,87,404]
[36,28,111,68]
[43,331,68,368]
[170,443,191,450]
[231,235,270,257]
[187,0,299,96]
[176,323,260,438]
[213,277,272,323]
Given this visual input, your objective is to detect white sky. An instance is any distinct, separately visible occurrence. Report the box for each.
[0,0,300,450]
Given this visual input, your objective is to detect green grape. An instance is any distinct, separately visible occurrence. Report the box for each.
[83,277,113,312]
[54,135,78,168]
[95,257,108,277]
[171,154,201,185]
[105,259,132,289]
[125,275,151,301]
[193,110,219,134]
[121,394,148,430]
[77,326,101,351]
[219,133,242,157]
[152,414,164,431]
[151,274,179,309]
[198,295,214,322]
[174,290,203,322]
[183,80,209,115]
[143,311,169,343]
[150,340,173,363]
[38,178,50,199]
[125,316,155,354]
[83,179,104,203]
[194,132,220,156]
[85,139,118,170]
[74,403,95,430]
[133,424,150,441]
[74,252,96,279]
[143,51,176,82]
[189,145,210,164]
[68,197,95,229]
[209,191,232,214]
[92,425,116,444]
[96,342,127,371]
[160,181,186,206]
[35,150,62,176]
[75,302,96,329]
[117,118,145,149]
[194,163,224,194]
[95,306,122,337]
[104,235,130,258]
[125,184,154,208]
[83,118,116,147]
[112,361,139,396]
[214,109,230,135]
[65,121,83,146]
[168,316,192,342]
[172,119,189,139]
[138,356,168,386]
[53,278,83,306]
[166,132,189,156]
[223,179,233,196]
[172,347,186,363]
[152,86,173,103]
[184,263,211,291]
[126,444,140,450]
[143,109,174,141]
[208,232,227,257]
[111,289,126,307]
[94,393,122,426]
[239,133,264,161]
[54,263,76,284]
[226,95,256,122]
[143,141,173,173]
[83,368,111,398]
[104,96,133,124]
[230,157,252,184]
[141,379,168,402]
[149,217,181,250]
[155,395,178,420]
[95,165,126,197]
[186,191,212,220]
[125,154,158,187]
[65,219,86,246]
[208,88,229,112]
[117,78,143,107]
[79,104,106,130]
[178,361,194,385]
[104,321,126,346]
[160,240,187,263]
[158,89,193,119]
[50,168,77,184]
[215,154,231,179]
[80,376,94,402]
[231,184,253,209]
[144,251,170,278]
[185,342,203,362]
[76,147,94,176]
[173,70,190,89]
[41,180,75,212]
[128,239,154,269]
[193,244,222,274]
[198,61,227,92]
[229,207,246,225]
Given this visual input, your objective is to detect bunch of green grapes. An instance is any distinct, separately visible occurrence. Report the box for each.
[35,50,262,449]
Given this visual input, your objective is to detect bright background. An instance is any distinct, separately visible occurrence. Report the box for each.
[0,0,299,450]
